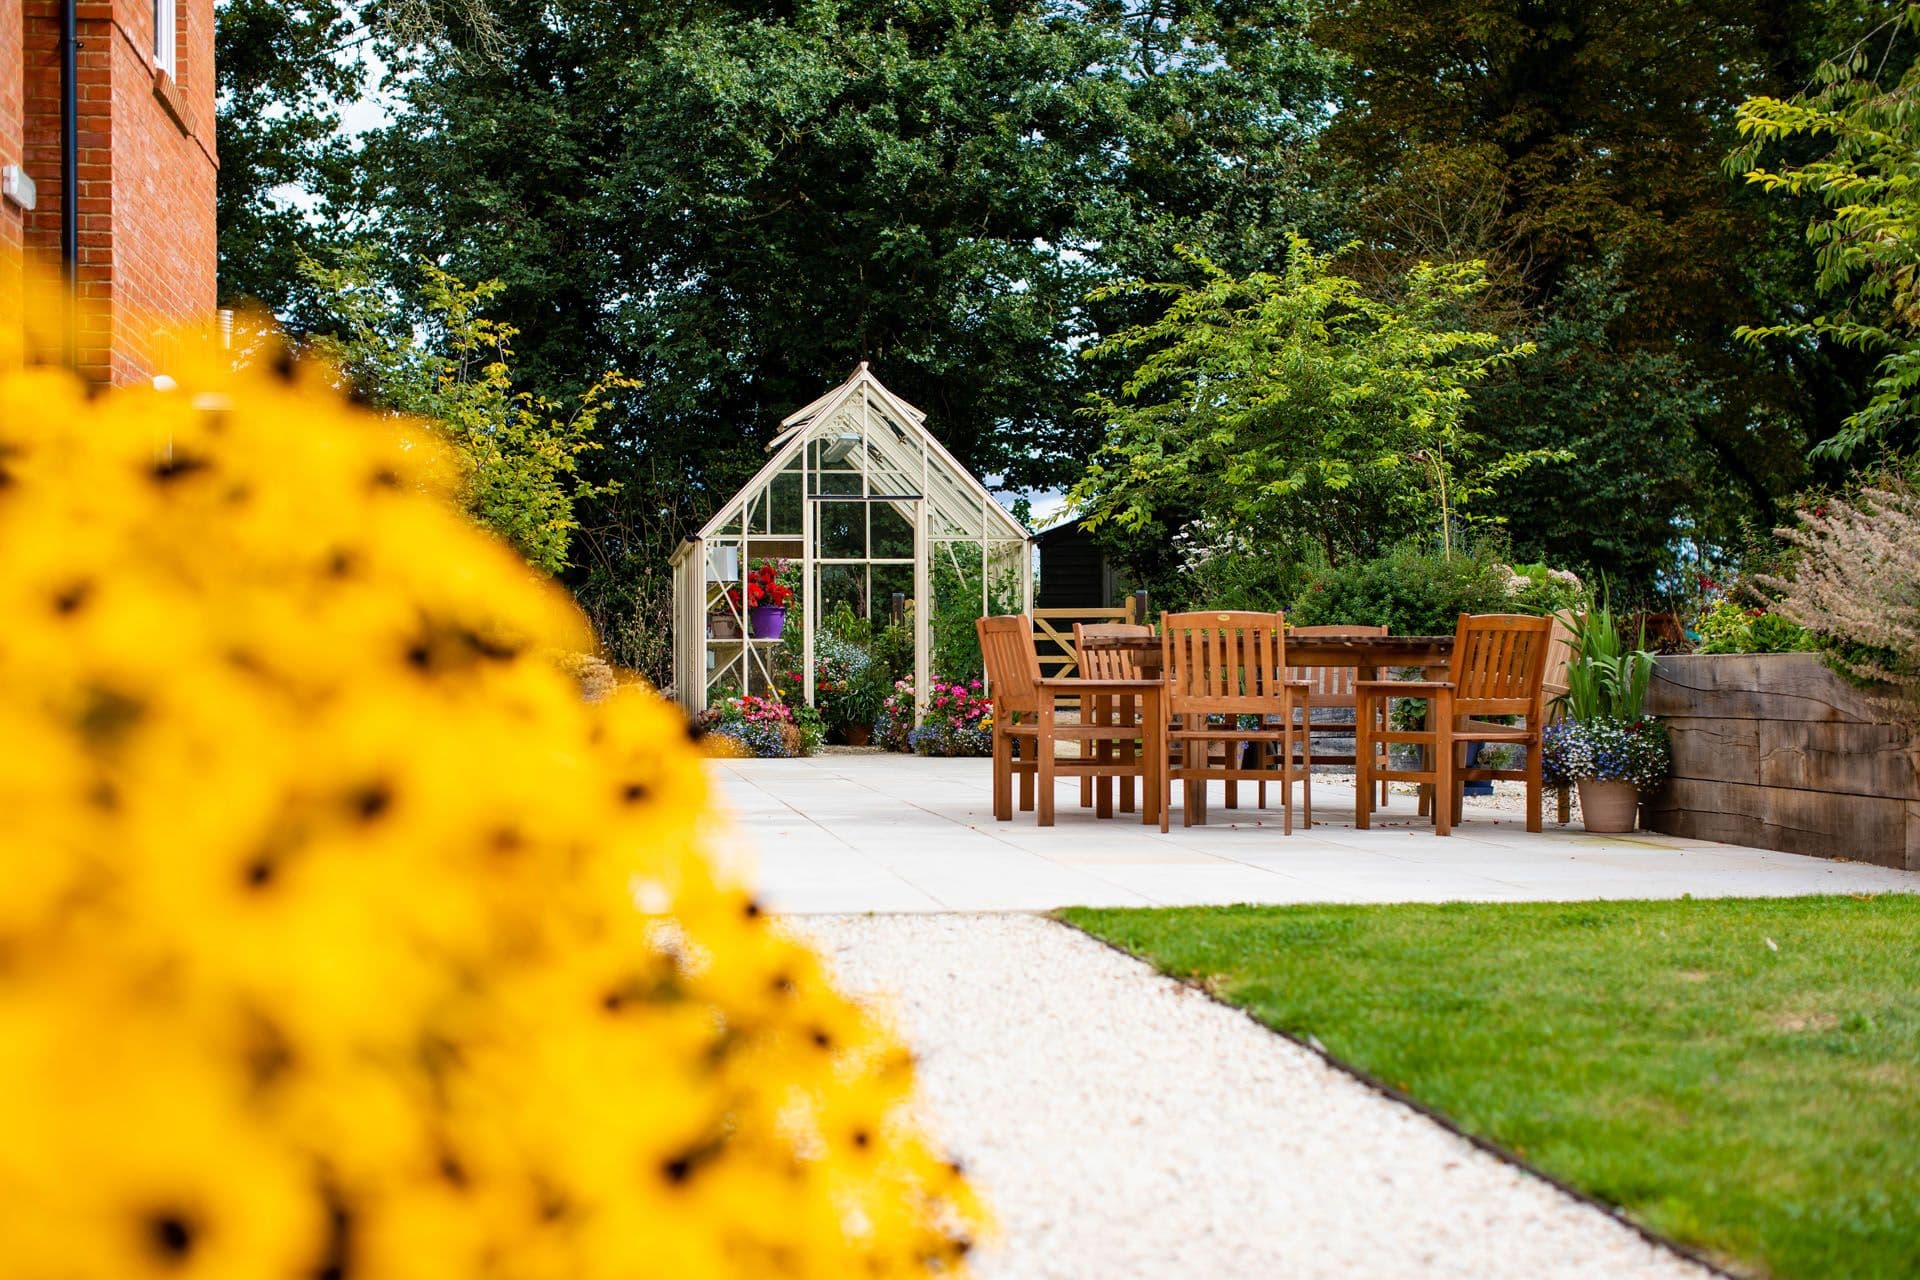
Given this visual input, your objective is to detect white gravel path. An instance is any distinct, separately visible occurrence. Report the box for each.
[798,913,1716,1280]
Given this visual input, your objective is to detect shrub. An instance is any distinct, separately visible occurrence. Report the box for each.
[0,316,979,1278]
[1542,717,1672,789]
[1694,599,1815,654]
[1288,546,1519,634]
[1763,484,1920,723]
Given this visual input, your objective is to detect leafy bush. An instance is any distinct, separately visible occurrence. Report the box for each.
[0,317,979,1277]
[1695,599,1816,654]
[1288,546,1518,634]
[1542,717,1672,789]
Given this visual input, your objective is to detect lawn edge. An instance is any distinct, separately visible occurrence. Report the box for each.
[1047,908,1748,1280]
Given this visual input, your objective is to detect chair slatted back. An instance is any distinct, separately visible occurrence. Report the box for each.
[1160,611,1291,717]
[1447,614,1553,719]
[1286,624,1388,709]
[1074,622,1153,680]
[1539,610,1580,705]
[977,615,1044,719]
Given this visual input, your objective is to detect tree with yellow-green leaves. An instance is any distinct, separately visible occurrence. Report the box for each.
[301,249,627,577]
[0,285,983,1279]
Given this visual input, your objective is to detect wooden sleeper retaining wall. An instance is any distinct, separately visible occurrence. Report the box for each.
[1643,654,1920,871]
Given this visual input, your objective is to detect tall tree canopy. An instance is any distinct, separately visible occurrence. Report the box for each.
[331,0,1338,664]
[1313,0,1890,583]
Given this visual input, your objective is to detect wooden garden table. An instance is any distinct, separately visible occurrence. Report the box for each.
[1075,632,1457,824]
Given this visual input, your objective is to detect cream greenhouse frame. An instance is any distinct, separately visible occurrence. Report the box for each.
[670,365,1032,715]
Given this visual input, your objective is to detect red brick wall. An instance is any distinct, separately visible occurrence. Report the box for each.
[0,0,23,342]
[8,0,217,381]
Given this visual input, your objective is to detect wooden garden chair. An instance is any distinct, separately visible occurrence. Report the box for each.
[977,615,1163,827]
[1353,614,1553,836]
[1159,611,1311,834]
[1074,621,1155,817]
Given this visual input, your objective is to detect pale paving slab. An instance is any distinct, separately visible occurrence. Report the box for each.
[800,913,1716,1280]
[713,754,1920,912]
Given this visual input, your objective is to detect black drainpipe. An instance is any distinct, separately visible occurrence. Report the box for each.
[60,0,80,367]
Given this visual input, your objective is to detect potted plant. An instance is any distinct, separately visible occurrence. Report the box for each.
[742,559,794,640]
[1544,604,1672,832]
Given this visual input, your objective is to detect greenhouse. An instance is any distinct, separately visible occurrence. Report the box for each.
[670,365,1032,715]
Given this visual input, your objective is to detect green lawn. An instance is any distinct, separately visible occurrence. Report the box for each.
[1059,896,1920,1280]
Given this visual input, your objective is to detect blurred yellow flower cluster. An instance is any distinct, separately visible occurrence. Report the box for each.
[0,306,980,1278]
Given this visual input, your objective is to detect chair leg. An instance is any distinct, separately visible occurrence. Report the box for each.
[1280,722,1293,836]
[1432,693,1454,837]
[1301,712,1312,831]
[1037,695,1057,827]
[1017,736,1034,812]
[1555,783,1569,825]
[1451,740,1466,828]
[1526,739,1544,833]
[992,725,1012,821]
[1354,694,1373,831]
[1080,776,1093,809]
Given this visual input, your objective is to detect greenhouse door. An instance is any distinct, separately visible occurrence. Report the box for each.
[803,494,924,706]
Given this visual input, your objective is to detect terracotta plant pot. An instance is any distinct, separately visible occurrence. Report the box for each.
[709,611,741,640]
[1577,779,1640,833]
[747,605,787,640]
[843,723,873,748]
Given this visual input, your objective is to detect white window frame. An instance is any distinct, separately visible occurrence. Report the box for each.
[153,0,177,79]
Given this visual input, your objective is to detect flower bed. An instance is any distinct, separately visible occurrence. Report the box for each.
[910,680,993,757]
[698,693,822,757]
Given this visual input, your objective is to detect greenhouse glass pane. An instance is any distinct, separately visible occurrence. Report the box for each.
[870,501,915,559]
[769,470,803,534]
[814,470,863,496]
[817,563,869,620]
[817,502,866,559]
[870,562,914,624]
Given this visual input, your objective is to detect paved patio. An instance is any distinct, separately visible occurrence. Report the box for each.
[711,754,1920,912]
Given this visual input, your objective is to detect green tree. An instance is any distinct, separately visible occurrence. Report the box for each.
[215,0,361,314]
[1470,263,1722,586]
[1731,3,1920,460]
[339,0,1339,677]
[1312,0,1887,584]
[1069,238,1547,575]
[303,249,624,576]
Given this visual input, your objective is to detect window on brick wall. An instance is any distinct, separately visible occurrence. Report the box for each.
[153,0,178,78]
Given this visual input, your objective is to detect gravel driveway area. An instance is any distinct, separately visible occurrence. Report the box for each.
[798,913,1714,1280]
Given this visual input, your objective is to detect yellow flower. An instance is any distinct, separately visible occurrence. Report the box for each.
[0,273,983,1279]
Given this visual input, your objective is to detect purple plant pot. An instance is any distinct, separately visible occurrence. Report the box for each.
[748,605,787,640]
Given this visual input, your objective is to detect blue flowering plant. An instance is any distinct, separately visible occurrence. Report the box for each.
[1541,716,1671,789]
